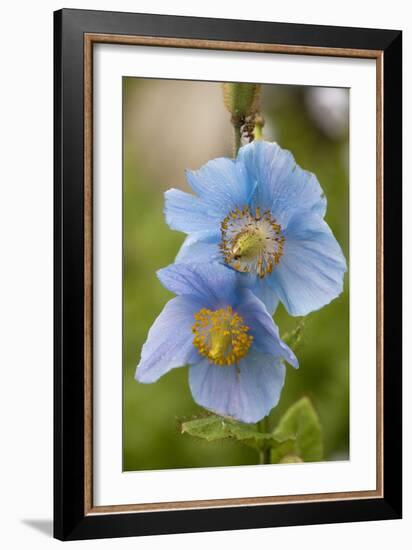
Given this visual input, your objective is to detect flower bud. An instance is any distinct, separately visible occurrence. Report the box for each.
[222,83,261,121]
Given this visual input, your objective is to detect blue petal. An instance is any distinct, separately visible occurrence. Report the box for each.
[186,156,255,214]
[135,296,200,383]
[269,211,347,316]
[164,188,221,234]
[175,231,221,264]
[238,272,280,315]
[175,237,281,315]
[157,262,238,308]
[236,289,298,368]
[189,351,286,424]
[238,141,327,226]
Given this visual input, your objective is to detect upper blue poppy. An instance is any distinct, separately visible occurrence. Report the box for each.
[135,262,297,424]
[165,140,347,315]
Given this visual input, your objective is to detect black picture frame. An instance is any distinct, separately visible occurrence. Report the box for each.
[54,8,402,541]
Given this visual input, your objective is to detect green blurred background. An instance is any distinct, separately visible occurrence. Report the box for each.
[123,78,349,471]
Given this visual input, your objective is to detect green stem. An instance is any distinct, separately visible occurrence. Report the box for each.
[258,415,270,433]
[254,114,264,141]
[257,416,271,464]
[254,123,263,140]
[233,122,242,156]
[258,447,271,465]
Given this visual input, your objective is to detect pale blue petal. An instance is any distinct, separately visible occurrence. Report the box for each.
[135,296,200,383]
[238,141,327,226]
[186,156,254,215]
[157,262,238,308]
[238,273,280,315]
[236,289,298,369]
[189,351,286,424]
[175,231,221,264]
[164,188,221,234]
[269,211,347,316]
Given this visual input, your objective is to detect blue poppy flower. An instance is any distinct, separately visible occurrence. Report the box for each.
[135,262,297,424]
[165,140,347,315]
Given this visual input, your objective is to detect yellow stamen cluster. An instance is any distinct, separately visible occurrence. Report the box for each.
[220,206,285,278]
[192,306,253,366]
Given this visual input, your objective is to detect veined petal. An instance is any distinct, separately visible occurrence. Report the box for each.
[189,351,286,424]
[186,156,254,215]
[236,289,298,369]
[238,141,327,226]
[175,231,221,264]
[238,273,280,315]
[164,188,221,234]
[270,211,347,316]
[157,262,238,308]
[135,296,200,383]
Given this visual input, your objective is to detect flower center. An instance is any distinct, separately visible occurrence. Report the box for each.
[220,206,285,278]
[192,306,253,366]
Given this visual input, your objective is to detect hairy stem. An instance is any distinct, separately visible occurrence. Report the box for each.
[233,121,242,156]
[258,447,272,465]
[257,416,271,464]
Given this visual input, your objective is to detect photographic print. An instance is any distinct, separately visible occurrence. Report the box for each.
[54,10,402,539]
[123,78,349,471]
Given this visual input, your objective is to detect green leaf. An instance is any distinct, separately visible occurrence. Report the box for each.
[279,454,303,464]
[272,397,323,463]
[181,415,294,451]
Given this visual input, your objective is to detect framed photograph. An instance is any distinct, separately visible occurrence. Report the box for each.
[54,8,402,541]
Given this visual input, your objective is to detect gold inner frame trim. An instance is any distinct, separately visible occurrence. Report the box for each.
[84,33,384,515]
